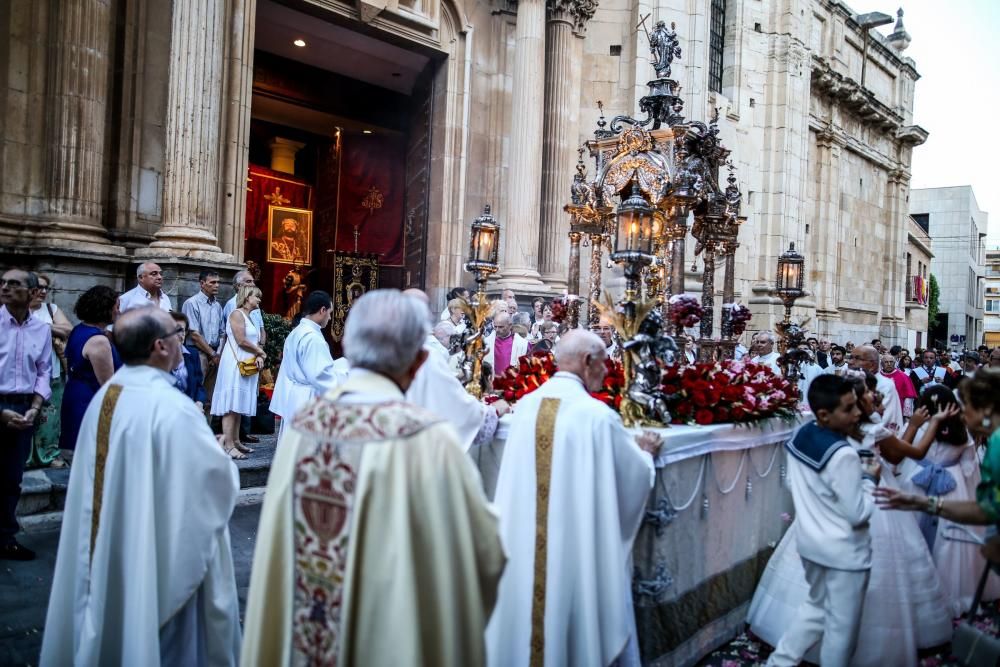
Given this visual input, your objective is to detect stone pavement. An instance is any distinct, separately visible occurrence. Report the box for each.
[0,503,262,666]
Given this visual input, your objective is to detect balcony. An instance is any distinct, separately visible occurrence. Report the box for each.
[906,275,928,307]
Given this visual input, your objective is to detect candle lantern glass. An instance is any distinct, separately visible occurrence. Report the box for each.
[613,184,656,258]
[465,204,501,273]
[775,242,805,298]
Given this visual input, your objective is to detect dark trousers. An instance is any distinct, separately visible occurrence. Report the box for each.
[1,396,35,544]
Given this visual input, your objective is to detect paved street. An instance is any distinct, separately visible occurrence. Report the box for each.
[0,503,262,666]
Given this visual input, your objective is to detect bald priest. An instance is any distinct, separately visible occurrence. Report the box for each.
[486,330,661,666]
[241,289,505,666]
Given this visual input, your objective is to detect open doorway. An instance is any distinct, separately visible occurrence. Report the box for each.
[247,0,438,319]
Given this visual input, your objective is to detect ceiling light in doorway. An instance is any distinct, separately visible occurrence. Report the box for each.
[293,38,306,47]
[362,130,373,134]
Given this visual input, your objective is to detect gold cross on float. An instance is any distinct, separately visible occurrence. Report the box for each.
[264,186,290,206]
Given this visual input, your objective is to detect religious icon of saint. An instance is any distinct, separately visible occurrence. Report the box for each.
[267,206,313,265]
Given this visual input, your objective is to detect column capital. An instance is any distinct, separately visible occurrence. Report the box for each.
[546,0,597,34]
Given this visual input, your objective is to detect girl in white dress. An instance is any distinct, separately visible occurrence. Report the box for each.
[748,372,953,666]
[212,285,266,460]
[897,385,1000,615]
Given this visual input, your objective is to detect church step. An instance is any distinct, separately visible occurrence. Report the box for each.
[17,434,278,521]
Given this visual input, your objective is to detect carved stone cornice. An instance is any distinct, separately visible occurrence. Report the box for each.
[546,0,597,34]
[896,124,929,147]
[810,55,904,134]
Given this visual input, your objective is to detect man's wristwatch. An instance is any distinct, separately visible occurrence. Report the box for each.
[927,495,941,515]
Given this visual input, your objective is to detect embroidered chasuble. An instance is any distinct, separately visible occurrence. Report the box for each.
[241,369,505,667]
[486,372,655,667]
[41,365,242,667]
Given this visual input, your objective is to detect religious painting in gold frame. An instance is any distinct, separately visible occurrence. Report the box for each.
[331,252,379,342]
[266,205,313,265]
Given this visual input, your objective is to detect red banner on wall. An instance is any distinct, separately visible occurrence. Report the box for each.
[245,166,314,314]
[335,133,405,266]
[245,166,313,239]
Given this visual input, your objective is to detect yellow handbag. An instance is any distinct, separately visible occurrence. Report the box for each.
[228,338,259,377]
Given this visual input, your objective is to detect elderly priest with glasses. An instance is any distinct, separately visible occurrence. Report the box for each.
[41,306,241,666]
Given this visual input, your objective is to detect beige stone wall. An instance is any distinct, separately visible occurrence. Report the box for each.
[0,0,924,344]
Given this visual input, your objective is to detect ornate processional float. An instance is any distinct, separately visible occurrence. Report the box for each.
[462,21,800,428]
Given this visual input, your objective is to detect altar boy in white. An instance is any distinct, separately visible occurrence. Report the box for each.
[269,290,349,437]
[767,374,876,667]
[486,330,661,666]
[41,307,241,666]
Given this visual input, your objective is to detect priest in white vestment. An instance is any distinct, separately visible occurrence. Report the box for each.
[850,344,904,434]
[486,330,661,667]
[269,290,349,437]
[402,289,508,451]
[242,289,505,667]
[750,331,783,375]
[41,307,241,667]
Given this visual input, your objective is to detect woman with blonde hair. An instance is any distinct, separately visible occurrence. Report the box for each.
[212,285,265,459]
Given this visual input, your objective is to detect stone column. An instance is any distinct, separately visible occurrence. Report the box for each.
[498,0,547,292]
[38,0,116,251]
[269,138,305,175]
[144,0,230,260]
[537,0,593,289]
[218,0,257,259]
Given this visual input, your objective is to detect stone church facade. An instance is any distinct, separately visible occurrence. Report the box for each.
[0,0,924,345]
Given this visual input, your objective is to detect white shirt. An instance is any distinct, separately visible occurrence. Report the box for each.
[786,431,874,570]
[751,350,782,375]
[269,319,348,421]
[406,335,491,452]
[117,284,172,313]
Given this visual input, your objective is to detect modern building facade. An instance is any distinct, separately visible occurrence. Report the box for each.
[910,185,987,350]
[1,0,925,350]
[985,247,1000,349]
[904,214,931,350]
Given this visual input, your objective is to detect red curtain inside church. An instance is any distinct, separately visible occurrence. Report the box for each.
[245,165,313,313]
[335,133,405,266]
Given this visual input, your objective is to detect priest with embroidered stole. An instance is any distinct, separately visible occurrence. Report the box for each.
[402,288,508,451]
[41,307,242,666]
[486,330,662,666]
[269,290,349,437]
[241,289,505,666]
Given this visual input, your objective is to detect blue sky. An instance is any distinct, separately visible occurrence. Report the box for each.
[846,0,1000,243]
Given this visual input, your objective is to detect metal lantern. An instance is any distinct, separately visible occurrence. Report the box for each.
[465,204,501,274]
[612,183,656,261]
[775,242,805,298]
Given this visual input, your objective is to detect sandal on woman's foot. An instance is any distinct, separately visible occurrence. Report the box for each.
[235,442,254,454]
[49,457,69,469]
[224,445,247,460]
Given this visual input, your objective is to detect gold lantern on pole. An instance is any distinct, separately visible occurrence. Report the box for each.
[463,205,501,398]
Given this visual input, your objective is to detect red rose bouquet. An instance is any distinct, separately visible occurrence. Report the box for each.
[490,351,626,409]
[668,294,704,329]
[492,351,558,403]
[659,359,799,426]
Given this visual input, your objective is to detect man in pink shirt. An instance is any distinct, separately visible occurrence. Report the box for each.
[0,268,52,561]
[485,312,529,373]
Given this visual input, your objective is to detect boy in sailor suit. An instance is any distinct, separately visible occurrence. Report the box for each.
[767,375,880,667]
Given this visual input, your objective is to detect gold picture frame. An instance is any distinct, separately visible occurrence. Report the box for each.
[267,205,313,265]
